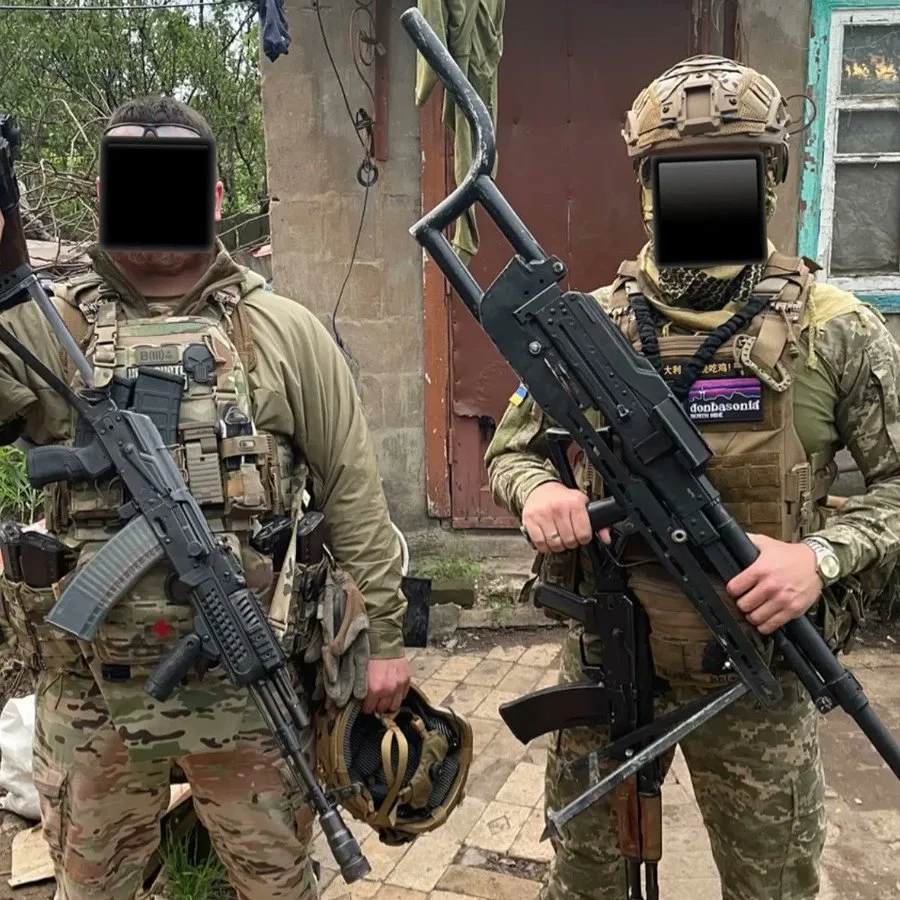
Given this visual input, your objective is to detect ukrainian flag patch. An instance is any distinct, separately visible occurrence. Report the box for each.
[509,384,528,407]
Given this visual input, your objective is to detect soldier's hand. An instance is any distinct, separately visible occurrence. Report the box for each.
[726,533,822,635]
[0,209,4,243]
[364,657,410,715]
[522,481,611,554]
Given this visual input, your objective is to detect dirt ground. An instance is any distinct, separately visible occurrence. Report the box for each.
[0,622,896,899]
[812,620,900,899]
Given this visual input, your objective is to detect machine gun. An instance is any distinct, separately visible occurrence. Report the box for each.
[399,4,900,867]
[0,114,370,885]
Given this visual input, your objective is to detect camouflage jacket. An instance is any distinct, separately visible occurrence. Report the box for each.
[485,265,900,584]
[0,242,406,659]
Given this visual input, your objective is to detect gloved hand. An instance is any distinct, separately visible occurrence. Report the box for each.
[304,567,370,708]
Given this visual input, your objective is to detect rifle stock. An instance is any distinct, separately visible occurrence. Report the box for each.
[0,206,29,276]
[0,116,95,388]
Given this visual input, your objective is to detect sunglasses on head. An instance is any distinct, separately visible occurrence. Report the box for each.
[103,123,203,139]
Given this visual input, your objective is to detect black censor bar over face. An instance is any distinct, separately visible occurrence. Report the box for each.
[99,135,217,253]
[650,152,768,268]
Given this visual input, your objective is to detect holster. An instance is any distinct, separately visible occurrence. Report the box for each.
[0,526,84,671]
[0,571,85,671]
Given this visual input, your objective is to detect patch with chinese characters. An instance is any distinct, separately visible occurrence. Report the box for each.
[661,359,764,424]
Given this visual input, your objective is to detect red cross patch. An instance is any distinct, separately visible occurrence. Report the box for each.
[150,620,174,639]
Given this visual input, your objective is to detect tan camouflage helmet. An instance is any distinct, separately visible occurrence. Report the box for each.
[623,55,792,184]
[316,683,473,846]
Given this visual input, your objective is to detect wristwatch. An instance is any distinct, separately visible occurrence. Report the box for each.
[802,536,841,586]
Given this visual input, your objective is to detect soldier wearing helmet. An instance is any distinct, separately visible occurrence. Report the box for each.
[486,56,900,899]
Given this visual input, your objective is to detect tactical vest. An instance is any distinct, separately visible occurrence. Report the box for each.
[574,254,840,682]
[29,272,299,673]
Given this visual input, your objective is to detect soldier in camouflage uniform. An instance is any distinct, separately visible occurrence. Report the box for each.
[0,97,410,899]
[485,57,900,900]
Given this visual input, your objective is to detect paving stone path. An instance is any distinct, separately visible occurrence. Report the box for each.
[313,633,898,900]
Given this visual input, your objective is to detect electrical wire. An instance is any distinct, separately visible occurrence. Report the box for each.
[331,179,370,378]
[313,0,379,376]
[349,0,377,107]
[392,521,410,577]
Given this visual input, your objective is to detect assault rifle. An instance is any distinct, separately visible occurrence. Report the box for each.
[542,429,665,899]
[0,115,370,885]
[400,4,900,852]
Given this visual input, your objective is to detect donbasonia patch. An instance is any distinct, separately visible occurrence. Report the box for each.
[686,377,763,423]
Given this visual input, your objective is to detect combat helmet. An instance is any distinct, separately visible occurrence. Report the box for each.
[623,55,792,184]
[316,683,473,846]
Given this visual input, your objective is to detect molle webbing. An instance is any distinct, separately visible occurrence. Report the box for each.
[53,284,283,539]
[605,254,817,544]
[56,278,259,382]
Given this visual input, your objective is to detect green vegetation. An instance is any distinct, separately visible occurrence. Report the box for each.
[417,556,481,583]
[0,0,267,245]
[159,823,235,900]
[0,446,41,524]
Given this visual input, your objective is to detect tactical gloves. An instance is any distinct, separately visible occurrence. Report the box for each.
[304,567,371,708]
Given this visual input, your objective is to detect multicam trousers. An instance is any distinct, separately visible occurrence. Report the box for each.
[32,669,319,900]
[541,628,826,900]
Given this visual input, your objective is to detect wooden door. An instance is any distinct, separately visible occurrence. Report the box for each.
[424,0,701,526]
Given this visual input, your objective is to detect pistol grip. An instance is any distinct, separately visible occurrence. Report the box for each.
[27,440,113,487]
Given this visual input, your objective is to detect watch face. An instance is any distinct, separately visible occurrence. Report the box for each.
[821,555,841,580]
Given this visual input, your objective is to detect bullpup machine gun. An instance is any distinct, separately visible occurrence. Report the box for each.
[400,7,900,898]
[0,114,370,885]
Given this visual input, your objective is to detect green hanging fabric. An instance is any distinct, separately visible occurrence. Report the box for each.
[415,0,506,265]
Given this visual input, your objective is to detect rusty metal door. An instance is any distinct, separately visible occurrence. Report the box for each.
[447,0,694,528]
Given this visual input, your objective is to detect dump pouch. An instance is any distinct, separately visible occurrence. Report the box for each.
[0,572,84,670]
[811,498,894,654]
[0,586,14,653]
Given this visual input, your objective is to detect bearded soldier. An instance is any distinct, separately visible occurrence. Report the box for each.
[0,97,414,899]
[485,57,900,900]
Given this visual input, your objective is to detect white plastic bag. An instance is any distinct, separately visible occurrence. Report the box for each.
[0,694,40,821]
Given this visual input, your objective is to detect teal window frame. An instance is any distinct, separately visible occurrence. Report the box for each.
[798,0,900,310]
